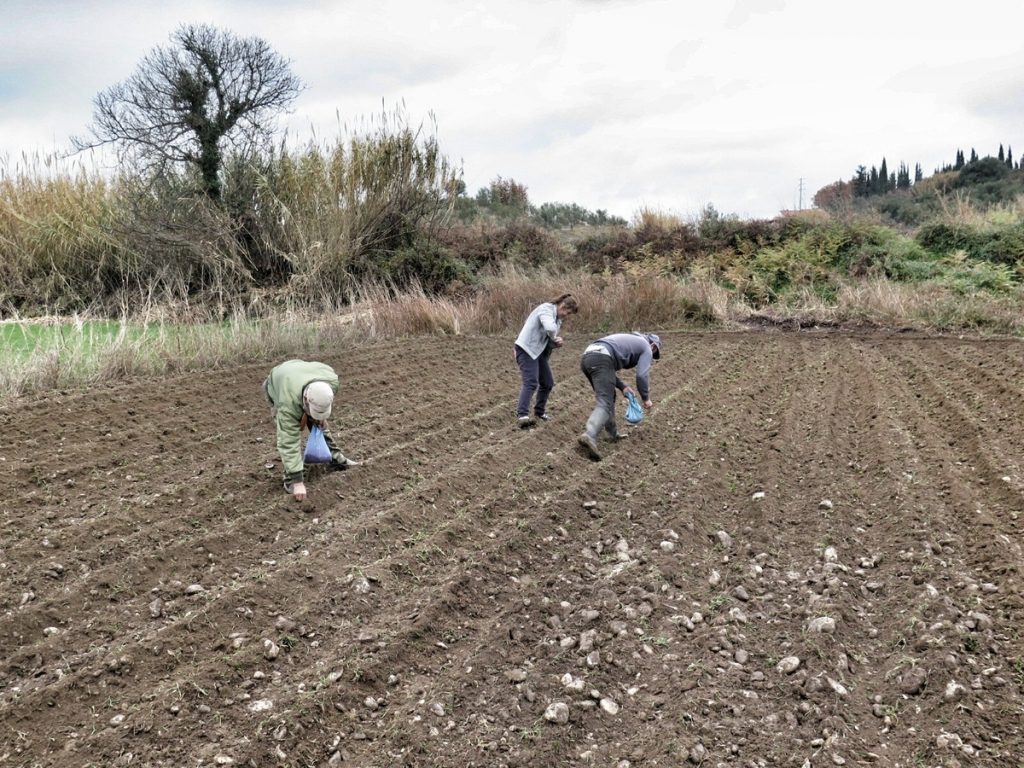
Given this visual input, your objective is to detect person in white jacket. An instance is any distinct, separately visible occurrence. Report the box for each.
[513,293,579,426]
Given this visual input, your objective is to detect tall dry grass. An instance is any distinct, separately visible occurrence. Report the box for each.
[835,279,1024,332]
[347,267,726,338]
[631,206,685,232]
[742,278,1024,334]
[253,109,459,294]
[4,267,1023,404]
[349,282,461,337]
[0,155,130,311]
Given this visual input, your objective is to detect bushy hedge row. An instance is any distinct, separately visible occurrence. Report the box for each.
[3,139,1024,318]
[562,209,1023,306]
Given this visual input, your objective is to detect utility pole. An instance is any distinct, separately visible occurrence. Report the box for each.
[798,178,805,210]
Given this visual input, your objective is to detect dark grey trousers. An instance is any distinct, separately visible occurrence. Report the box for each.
[580,352,621,439]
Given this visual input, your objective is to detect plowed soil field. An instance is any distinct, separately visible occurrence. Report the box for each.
[2,332,1023,768]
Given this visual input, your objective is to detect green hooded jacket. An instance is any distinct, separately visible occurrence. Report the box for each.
[265,360,339,480]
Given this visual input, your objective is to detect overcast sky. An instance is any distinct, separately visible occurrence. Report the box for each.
[2,0,1022,220]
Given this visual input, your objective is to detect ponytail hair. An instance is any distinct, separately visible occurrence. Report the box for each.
[551,293,579,314]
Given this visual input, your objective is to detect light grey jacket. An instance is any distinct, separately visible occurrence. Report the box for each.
[514,302,561,359]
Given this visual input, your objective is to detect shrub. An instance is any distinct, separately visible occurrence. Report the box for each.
[373,240,472,294]
[964,178,1024,207]
[916,219,1024,265]
[956,157,1009,187]
[452,195,480,223]
[938,259,1017,295]
[975,225,1024,265]
[913,171,958,196]
[472,176,530,220]
[720,218,786,255]
[878,195,928,226]
[756,241,829,292]
[439,222,564,272]
[884,257,944,282]
[571,229,636,272]
[843,226,929,277]
[628,210,703,269]
[915,222,978,256]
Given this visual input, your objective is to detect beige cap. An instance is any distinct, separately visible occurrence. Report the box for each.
[304,380,334,420]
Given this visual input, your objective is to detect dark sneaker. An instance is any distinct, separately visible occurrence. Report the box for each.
[535,413,551,421]
[606,431,629,442]
[517,416,535,429]
[577,433,601,460]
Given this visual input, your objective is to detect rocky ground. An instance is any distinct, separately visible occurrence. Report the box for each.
[1,331,1022,768]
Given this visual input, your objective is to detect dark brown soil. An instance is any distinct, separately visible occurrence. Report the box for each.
[1,332,1023,767]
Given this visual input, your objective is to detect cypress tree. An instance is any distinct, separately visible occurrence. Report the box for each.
[999,144,1005,163]
[853,165,869,197]
[970,148,978,163]
[914,163,923,183]
[879,158,889,194]
[1007,146,1014,168]
[897,162,910,190]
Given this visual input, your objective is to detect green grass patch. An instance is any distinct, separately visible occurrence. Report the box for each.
[1,320,139,361]
[0,320,244,363]
[0,315,352,402]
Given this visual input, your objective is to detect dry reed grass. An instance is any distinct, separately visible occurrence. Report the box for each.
[344,267,723,338]
[631,206,685,233]
[3,265,1023,404]
[0,156,127,310]
[791,279,1024,333]
[350,282,460,337]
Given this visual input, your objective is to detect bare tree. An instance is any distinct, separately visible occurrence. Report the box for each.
[76,23,302,201]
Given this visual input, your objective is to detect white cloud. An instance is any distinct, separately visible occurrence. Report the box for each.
[2,0,1023,218]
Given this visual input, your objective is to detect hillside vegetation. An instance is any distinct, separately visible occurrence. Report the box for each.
[2,131,1024,340]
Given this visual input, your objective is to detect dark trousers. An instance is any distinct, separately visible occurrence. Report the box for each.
[515,345,554,417]
[580,351,620,438]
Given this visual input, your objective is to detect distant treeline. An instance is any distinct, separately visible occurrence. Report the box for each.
[837,144,1018,200]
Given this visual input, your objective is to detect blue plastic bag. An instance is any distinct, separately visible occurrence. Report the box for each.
[625,391,644,424]
[303,425,332,464]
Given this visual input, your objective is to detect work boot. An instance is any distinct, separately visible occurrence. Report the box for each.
[329,456,360,471]
[577,432,601,460]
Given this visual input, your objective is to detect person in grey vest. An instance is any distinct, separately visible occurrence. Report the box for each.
[577,332,661,460]
[513,293,579,427]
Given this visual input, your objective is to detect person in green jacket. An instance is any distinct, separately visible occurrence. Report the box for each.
[262,359,358,500]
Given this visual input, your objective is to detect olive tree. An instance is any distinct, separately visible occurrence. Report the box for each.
[76,23,302,202]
